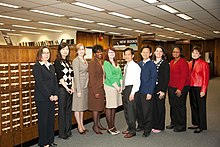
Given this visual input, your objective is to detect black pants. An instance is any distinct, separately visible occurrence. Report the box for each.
[36,100,55,146]
[168,86,189,130]
[189,86,207,130]
[137,93,153,134]
[123,85,137,135]
[58,87,73,138]
[152,90,166,130]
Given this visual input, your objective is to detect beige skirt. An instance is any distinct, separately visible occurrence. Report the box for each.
[104,84,122,108]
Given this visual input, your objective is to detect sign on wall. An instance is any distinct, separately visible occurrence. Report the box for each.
[1,31,13,46]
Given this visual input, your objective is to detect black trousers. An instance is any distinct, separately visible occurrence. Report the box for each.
[189,86,207,130]
[123,85,137,135]
[36,100,55,146]
[168,86,189,130]
[152,90,166,130]
[58,87,73,138]
[137,93,153,134]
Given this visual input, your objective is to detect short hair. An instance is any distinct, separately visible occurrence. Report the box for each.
[141,45,152,53]
[36,46,51,62]
[92,44,103,53]
[104,47,118,66]
[192,46,203,55]
[124,47,134,55]
[173,45,184,58]
[152,45,167,60]
[57,42,71,63]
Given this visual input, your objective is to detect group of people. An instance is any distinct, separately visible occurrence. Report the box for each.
[33,43,209,146]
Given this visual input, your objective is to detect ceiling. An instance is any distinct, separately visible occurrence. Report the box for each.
[0,0,220,41]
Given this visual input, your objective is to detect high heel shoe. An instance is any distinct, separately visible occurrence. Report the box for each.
[83,129,89,132]
[92,126,103,135]
[77,128,86,135]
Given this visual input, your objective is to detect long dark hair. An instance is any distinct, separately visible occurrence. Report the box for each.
[152,45,167,61]
[57,42,71,64]
[104,47,118,66]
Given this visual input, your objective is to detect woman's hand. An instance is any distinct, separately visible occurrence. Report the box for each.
[175,89,182,97]
[77,92,82,97]
[157,91,165,99]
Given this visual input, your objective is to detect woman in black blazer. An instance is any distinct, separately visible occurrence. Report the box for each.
[33,46,58,147]
[152,45,170,133]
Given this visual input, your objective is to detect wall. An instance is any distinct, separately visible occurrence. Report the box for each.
[0,30,77,46]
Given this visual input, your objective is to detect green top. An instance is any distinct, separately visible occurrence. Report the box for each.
[103,61,123,87]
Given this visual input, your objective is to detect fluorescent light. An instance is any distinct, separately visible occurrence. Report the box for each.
[97,22,116,28]
[167,36,174,39]
[30,9,64,17]
[69,17,94,23]
[21,31,41,35]
[12,25,37,29]
[38,22,86,30]
[176,14,192,20]
[175,30,183,34]
[157,4,179,13]
[72,2,105,11]
[122,34,132,37]
[150,24,164,28]
[183,32,191,36]
[41,28,62,33]
[143,0,159,4]
[0,23,3,25]
[158,34,166,37]
[134,30,146,33]
[90,29,105,33]
[118,27,133,31]
[132,19,150,24]
[164,27,175,31]
[0,2,21,9]
[108,32,121,35]
[213,30,220,34]
[0,28,15,31]
[191,34,198,38]
[7,33,23,36]
[108,12,132,19]
[0,15,31,21]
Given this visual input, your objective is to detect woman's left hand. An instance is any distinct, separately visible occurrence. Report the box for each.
[200,92,205,97]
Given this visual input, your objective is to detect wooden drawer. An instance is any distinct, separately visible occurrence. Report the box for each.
[22,82,29,90]
[22,97,29,103]
[11,98,20,105]
[1,99,10,107]
[23,109,30,116]
[12,111,20,118]
[0,77,9,84]
[1,120,11,133]
[10,69,19,76]
[10,64,19,70]
[0,84,9,93]
[0,64,9,70]
[21,75,29,82]
[0,70,9,77]
[20,63,29,69]
[0,93,10,100]
[11,83,20,91]
[12,105,20,112]
[10,76,19,83]
[1,106,10,114]
[30,63,35,69]
[21,91,29,97]
[11,92,20,99]
[12,118,20,125]
[1,113,10,121]
[21,69,29,76]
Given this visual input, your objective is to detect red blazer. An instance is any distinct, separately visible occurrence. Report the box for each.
[168,58,190,91]
[189,58,209,93]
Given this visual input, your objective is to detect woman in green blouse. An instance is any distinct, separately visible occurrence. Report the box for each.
[103,47,123,135]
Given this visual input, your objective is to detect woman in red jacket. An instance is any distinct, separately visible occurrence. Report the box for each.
[188,46,209,133]
[166,46,190,132]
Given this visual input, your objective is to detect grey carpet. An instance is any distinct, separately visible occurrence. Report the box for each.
[32,77,220,147]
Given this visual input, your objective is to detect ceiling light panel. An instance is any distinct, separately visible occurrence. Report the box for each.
[41,28,62,33]
[118,27,133,31]
[108,32,121,35]
[72,2,105,11]
[12,25,37,29]
[69,17,94,23]
[213,31,220,34]
[143,0,159,4]
[150,24,164,28]
[0,23,3,25]
[157,4,179,13]
[0,2,21,9]
[97,23,116,28]
[108,12,132,19]
[176,14,193,20]
[38,21,86,30]
[132,19,150,24]
[30,10,64,17]
[134,30,146,33]
[21,31,41,34]
[90,29,106,33]
[0,15,31,21]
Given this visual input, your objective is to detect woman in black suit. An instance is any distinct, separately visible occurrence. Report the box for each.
[33,46,58,147]
[152,45,170,133]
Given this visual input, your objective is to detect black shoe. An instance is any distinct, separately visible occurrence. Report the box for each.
[59,135,69,140]
[194,128,203,133]
[142,132,151,138]
[49,143,57,147]
[188,126,198,129]
[166,125,174,129]
[173,129,186,132]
